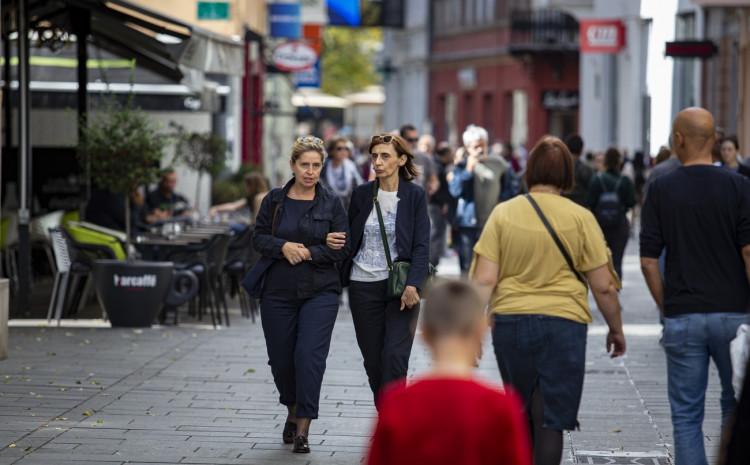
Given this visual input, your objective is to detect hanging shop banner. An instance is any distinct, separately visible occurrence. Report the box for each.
[269,2,302,39]
[272,41,318,72]
[327,0,360,26]
[294,60,321,88]
[580,20,626,54]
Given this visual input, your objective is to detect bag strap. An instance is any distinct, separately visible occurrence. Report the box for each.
[373,181,394,270]
[524,194,587,286]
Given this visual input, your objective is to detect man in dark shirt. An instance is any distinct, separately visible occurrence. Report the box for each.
[640,107,750,465]
[145,169,192,222]
[563,134,594,207]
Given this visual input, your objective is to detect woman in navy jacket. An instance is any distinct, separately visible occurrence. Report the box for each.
[252,136,350,454]
[327,134,430,404]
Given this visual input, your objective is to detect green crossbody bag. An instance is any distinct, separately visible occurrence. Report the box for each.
[372,181,410,299]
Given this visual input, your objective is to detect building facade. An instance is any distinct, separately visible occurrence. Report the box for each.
[428,0,581,149]
[381,0,430,133]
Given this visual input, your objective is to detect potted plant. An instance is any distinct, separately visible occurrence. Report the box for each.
[78,103,196,327]
[171,123,228,212]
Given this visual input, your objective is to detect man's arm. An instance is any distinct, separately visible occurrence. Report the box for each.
[640,257,664,312]
[742,245,750,285]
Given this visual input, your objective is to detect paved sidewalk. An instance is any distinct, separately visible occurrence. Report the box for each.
[0,247,728,465]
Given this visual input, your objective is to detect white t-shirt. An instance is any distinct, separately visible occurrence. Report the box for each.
[351,189,399,282]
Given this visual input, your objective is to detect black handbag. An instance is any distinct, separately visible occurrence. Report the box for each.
[524,194,588,287]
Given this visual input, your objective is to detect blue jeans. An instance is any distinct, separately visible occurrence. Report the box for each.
[663,312,748,465]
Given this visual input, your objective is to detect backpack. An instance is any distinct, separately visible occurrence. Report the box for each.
[593,175,624,228]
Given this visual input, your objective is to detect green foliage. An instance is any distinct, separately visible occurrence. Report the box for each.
[321,27,382,96]
[171,124,229,178]
[211,163,260,205]
[78,104,166,195]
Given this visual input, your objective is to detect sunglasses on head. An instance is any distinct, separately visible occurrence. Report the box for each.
[297,136,324,146]
[371,134,394,144]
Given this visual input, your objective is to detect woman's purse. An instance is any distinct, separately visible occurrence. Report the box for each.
[372,182,410,299]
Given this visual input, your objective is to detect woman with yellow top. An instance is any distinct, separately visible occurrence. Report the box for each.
[472,136,626,465]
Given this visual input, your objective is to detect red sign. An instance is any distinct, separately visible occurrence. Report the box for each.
[580,20,626,54]
[665,41,717,58]
[271,41,318,72]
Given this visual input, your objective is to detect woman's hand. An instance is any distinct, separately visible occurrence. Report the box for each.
[282,242,312,265]
[606,330,626,358]
[400,285,420,310]
[326,232,347,250]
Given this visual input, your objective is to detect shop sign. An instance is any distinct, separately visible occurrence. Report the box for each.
[272,41,318,72]
[294,60,321,88]
[580,20,626,53]
[269,2,301,39]
[197,1,230,20]
[665,41,717,58]
[543,91,579,110]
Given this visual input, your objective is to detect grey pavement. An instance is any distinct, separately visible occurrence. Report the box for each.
[0,242,728,465]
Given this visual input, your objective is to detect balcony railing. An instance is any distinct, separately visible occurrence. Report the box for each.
[509,9,579,55]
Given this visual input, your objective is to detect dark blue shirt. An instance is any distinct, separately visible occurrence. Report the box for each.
[640,165,750,316]
[264,198,314,296]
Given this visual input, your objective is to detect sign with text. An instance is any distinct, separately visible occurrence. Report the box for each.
[580,20,626,54]
[272,41,318,72]
[269,3,301,39]
[197,1,230,20]
[542,90,579,110]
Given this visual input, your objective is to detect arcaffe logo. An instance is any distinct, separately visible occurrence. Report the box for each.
[113,274,157,288]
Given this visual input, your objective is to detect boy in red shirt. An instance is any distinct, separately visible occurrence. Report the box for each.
[367,280,531,465]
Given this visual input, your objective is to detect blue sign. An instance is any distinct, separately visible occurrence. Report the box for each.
[327,0,360,26]
[269,3,301,39]
[294,59,321,88]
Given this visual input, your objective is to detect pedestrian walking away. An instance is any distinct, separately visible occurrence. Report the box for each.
[563,134,595,207]
[367,280,531,465]
[587,147,636,281]
[472,136,626,465]
[327,133,430,405]
[250,136,350,454]
[429,142,456,268]
[640,107,750,465]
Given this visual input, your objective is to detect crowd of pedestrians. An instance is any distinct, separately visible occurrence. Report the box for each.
[243,109,748,465]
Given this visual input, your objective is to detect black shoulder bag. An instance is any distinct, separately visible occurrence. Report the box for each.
[524,194,587,287]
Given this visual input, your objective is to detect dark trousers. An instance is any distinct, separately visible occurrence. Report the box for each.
[456,227,479,273]
[602,219,630,279]
[260,291,339,419]
[429,204,448,268]
[348,280,419,403]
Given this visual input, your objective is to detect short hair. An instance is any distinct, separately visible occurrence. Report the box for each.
[462,124,489,146]
[604,147,622,172]
[722,135,740,152]
[524,136,575,192]
[422,280,484,338]
[399,124,417,138]
[368,134,419,181]
[292,136,326,163]
[326,136,353,156]
[564,134,584,156]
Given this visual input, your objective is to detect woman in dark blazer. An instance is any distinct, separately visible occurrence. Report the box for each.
[327,133,430,404]
[251,136,350,454]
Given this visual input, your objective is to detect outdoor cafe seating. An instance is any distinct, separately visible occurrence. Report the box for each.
[0,209,259,327]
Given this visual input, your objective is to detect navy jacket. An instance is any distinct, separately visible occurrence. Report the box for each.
[251,179,350,298]
[342,178,430,291]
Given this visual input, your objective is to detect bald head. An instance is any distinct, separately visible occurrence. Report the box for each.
[672,107,716,164]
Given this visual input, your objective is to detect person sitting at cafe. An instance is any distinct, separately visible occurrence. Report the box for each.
[208,172,269,222]
[85,187,150,235]
[146,169,192,222]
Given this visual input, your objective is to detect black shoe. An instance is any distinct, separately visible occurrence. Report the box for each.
[293,435,310,453]
[282,421,297,444]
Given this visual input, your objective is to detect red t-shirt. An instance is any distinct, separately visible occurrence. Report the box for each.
[367,377,531,465]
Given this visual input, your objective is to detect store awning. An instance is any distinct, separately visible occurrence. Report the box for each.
[4,0,244,84]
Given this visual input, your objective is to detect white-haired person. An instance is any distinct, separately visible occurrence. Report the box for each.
[448,124,509,273]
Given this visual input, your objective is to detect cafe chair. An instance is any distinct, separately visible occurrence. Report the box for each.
[60,227,118,319]
[30,210,64,275]
[223,225,258,322]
